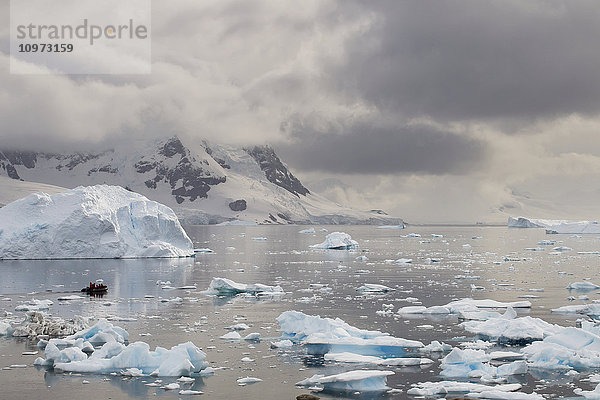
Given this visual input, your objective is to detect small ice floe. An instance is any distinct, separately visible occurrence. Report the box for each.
[567,282,600,291]
[420,341,452,353]
[121,367,145,377]
[461,307,562,343]
[252,237,267,241]
[237,376,262,385]
[324,352,432,366]
[205,277,283,296]
[552,304,600,316]
[407,381,529,397]
[299,228,316,234]
[310,232,359,250]
[441,348,528,378]
[553,246,572,252]
[226,323,250,331]
[522,321,600,370]
[296,370,394,392]
[177,376,195,383]
[575,383,600,399]
[397,298,531,318]
[489,351,525,361]
[162,383,180,390]
[220,331,241,340]
[355,255,369,262]
[394,258,412,264]
[270,339,293,348]
[357,284,394,293]
[15,299,53,312]
[9,312,89,338]
[406,233,421,238]
[243,332,260,341]
[431,234,443,238]
[276,311,423,356]
[34,321,208,377]
[178,389,203,395]
[193,248,214,254]
[377,225,404,229]
[537,240,555,246]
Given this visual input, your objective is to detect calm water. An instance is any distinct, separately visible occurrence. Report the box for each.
[1,225,599,399]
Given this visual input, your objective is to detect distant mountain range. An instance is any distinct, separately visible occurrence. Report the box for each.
[0,137,403,225]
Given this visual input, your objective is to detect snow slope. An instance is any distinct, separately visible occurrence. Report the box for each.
[0,185,193,259]
[0,137,403,225]
[0,176,66,207]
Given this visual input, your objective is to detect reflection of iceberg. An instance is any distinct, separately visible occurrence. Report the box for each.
[310,232,358,250]
[296,370,394,392]
[205,277,283,296]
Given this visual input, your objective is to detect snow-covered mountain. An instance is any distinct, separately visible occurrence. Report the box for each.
[0,137,403,225]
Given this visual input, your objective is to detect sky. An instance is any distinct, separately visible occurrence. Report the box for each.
[2,0,600,223]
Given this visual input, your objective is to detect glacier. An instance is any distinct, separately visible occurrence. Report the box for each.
[0,185,193,259]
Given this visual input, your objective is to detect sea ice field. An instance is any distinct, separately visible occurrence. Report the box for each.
[1,225,600,399]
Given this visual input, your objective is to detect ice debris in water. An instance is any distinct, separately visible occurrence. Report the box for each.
[310,232,359,250]
[34,320,208,376]
[397,298,531,318]
[0,185,194,259]
[324,352,432,366]
[407,381,528,397]
[15,299,53,312]
[277,311,423,356]
[357,284,395,293]
[205,277,283,295]
[575,383,600,399]
[440,348,528,378]
[9,311,89,338]
[296,370,394,392]
[299,227,315,234]
[567,281,600,291]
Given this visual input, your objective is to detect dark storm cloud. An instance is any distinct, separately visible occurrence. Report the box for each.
[330,0,600,122]
[277,120,486,175]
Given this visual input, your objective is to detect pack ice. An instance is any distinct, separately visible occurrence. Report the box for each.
[0,185,193,259]
[34,319,208,376]
[310,232,359,250]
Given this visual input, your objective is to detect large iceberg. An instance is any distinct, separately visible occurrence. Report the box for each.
[310,232,359,250]
[34,319,208,376]
[0,185,193,259]
[296,370,394,392]
[508,216,600,234]
[277,311,423,356]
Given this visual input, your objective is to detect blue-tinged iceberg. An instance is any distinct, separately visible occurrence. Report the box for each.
[0,185,193,259]
[310,232,358,250]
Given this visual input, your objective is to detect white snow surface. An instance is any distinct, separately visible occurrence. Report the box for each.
[0,185,193,259]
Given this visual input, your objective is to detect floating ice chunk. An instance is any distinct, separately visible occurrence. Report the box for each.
[441,348,493,377]
[226,323,250,331]
[407,381,522,397]
[220,331,241,340]
[447,299,531,310]
[461,308,562,343]
[297,370,394,392]
[355,255,369,261]
[162,383,180,390]
[567,282,600,291]
[469,389,544,399]
[299,228,316,234]
[310,232,359,250]
[575,383,600,399]
[243,333,260,341]
[395,258,412,264]
[406,233,421,238]
[421,341,452,353]
[15,299,53,312]
[270,339,293,348]
[121,367,145,376]
[0,185,194,259]
[553,246,572,252]
[397,306,428,314]
[51,341,208,376]
[324,352,432,366]
[489,351,525,361]
[537,240,555,246]
[237,377,262,385]
[277,311,422,356]
[205,278,284,296]
[497,360,528,376]
[66,319,128,345]
[10,312,89,338]
[357,284,394,293]
[377,225,405,229]
[0,320,13,336]
[252,237,267,241]
[57,295,84,301]
[178,389,203,395]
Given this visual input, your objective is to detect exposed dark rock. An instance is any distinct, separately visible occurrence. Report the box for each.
[245,145,309,197]
[5,164,21,180]
[229,199,247,212]
[1,151,37,169]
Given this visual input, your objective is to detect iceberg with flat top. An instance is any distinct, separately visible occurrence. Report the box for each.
[277,310,423,356]
[508,216,600,234]
[296,370,394,392]
[407,381,523,397]
[0,185,193,259]
[205,277,283,295]
[310,232,358,250]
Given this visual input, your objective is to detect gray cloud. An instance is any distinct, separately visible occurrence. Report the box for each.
[278,119,486,175]
[330,0,600,122]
